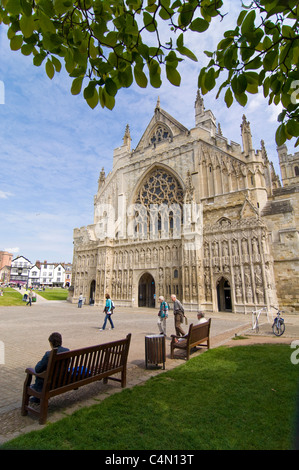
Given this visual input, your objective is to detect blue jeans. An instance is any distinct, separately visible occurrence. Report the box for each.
[102,313,114,330]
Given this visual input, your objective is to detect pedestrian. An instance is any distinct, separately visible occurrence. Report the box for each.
[29,332,69,403]
[26,290,33,306]
[197,311,207,324]
[171,294,186,336]
[100,293,115,331]
[157,296,168,335]
[78,293,83,308]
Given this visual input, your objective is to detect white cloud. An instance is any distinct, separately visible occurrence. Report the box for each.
[4,247,19,254]
[0,190,13,199]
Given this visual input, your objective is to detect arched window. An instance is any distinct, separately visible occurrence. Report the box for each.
[134,168,184,239]
[150,125,172,145]
[294,166,299,176]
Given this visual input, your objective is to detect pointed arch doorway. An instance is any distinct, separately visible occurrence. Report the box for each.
[90,280,96,305]
[138,273,155,308]
[217,277,232,312]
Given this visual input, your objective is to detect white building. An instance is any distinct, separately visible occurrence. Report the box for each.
[28,265,41,287]
[54,264,65,287]
[10,256,32,285]
[26,261,68,288]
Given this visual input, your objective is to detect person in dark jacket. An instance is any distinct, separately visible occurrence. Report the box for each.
[171,294,186,337]
[30,332,69,403]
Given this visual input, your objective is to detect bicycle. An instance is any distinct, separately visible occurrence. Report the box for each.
[271,306,285,336]
[251,307,267,333]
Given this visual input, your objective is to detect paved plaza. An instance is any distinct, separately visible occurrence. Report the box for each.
[1,294,298,444]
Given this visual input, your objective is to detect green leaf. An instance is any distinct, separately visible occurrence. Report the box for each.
[86,88,99,109]
[177,45,197,62]
[189,17,209,32]
[134,65,148,88]
[53,0,72,15]
[118,66,133,88]
[204,67,216,91]
[237,10,247,26]
[166,64,181,86]
[235,92,247,106]
[10,35,23,51]
[45,58,55,79]
[148,60,162,88]
[178,3,194,27]
[105,77,118,97]
[51,55,61,72]
[224,87,233,107]
[263,50,278,71]
[6,0,22,15]
[275,123,287,146]
[143,12,156,32]
[286,119,299,138]
[33,51,47,66]
[20,14,35,37]
[21,42,34,55]
[102,89,115,110]
[241,10,256,35]
[20,0,32,16]
[232,74,247,94]
[38,11,57,34]
[71,76,83,95]
[159,0,173,20]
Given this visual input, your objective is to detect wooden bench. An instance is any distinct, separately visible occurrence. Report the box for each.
[170,319,211,360]
[21,334,131,424]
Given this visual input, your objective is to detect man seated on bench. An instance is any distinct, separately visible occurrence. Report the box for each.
[29,332,69,403]
[174,312,207,343]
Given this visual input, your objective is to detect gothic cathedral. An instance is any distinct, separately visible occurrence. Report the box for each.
[70,92,299,313]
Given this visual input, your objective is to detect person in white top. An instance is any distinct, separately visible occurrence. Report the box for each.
[174,311,208,343]
[197,311,208,324]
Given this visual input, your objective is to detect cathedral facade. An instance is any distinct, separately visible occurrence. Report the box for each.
[70,93,299,313]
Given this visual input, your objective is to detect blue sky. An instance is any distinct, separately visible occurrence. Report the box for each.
[0,0,296,264]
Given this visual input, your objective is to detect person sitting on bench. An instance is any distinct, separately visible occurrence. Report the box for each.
[29,332,69,403]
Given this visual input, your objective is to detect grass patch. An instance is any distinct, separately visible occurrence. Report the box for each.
[0,287,24,306]
[2,344,299,450]
[36,288,68,301]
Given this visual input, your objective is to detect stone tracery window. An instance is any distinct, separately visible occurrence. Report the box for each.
[135,168,183,207]
[150,125,172,145]
[134,168,184,239]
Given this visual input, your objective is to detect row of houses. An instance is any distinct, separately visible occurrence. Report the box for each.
[0,254,72,288]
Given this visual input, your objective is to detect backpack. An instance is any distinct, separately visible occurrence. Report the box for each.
[111,300,115,311]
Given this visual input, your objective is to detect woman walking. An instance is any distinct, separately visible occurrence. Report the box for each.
[100,293,115,331]
[157,296,168,335]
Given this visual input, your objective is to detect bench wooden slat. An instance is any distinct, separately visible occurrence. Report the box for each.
[170,319,211,360]
[21,334,131,424]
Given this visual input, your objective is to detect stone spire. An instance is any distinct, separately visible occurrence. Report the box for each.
[97,167,105,191]
[241,114,253,155]
[261,140,269,163]
[123,124,131,151]
[195,89,205,126]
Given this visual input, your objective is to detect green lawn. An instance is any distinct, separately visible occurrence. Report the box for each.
[2,344,299,450]
[31,288,69,301]
[0,287,24,306]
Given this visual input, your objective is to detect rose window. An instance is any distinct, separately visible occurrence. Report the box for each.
[134,168,184,238]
